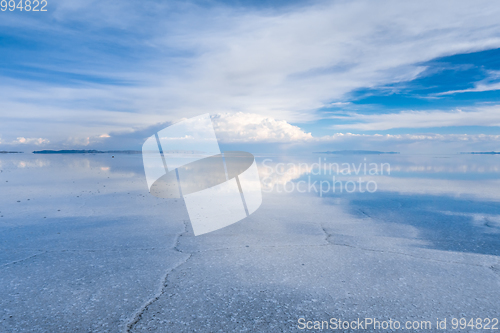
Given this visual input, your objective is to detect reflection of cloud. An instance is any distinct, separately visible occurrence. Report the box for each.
[259,157,500,189]
[260,171,500,202]
[371,176,500,202]
[15,159,51,168]
[389,163,500,173]
[258,161,312,189]
[275,173,500,201]
[258,155,500,199]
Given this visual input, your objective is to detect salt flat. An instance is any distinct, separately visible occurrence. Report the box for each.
[1,154,499,332]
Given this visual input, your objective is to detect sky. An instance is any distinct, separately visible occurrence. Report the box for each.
[1,0,500,153]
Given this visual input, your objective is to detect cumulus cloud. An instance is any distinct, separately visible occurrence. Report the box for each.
[13,137,50,145]
[210,112,500,143]
[211,113,500,154]
[3,110,499,154]
[211,113,313,142]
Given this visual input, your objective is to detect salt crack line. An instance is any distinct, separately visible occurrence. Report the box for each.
[124,220,192,332]
[0,251,46,269]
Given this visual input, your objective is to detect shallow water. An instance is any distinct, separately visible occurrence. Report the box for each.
[1,153,499,332]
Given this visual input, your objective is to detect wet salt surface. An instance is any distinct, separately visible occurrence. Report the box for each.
[0,153,499,332]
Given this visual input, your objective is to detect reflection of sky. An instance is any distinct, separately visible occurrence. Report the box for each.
[344,193,500,256]
[259,154,500,221]
[255,154,500,257]
[3,153,500,191]
[258,154,500,185]
[1,153,499,257]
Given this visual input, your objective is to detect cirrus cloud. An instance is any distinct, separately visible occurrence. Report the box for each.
[330,106,500,131]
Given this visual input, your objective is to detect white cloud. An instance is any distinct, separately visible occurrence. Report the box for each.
[13,137,50,145]
[211,113,313,142]
[160,0,500,121]
[437,70,500,95]
[319,132,500,143]
[64,136,91,146]
[210,112,500,146]
[437,82,500,95]
[330,106,500,131]
[2,0,500,145]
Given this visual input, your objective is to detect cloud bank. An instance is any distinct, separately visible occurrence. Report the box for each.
[2,111,500,154]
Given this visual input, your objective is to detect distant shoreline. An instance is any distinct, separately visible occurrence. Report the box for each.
[461,151,500,155]
[0,151,23,154]
[32,150,141,154]
[314,150,400,155]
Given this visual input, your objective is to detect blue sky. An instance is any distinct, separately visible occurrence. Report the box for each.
[1,0,500,153]
[306,48,500,136]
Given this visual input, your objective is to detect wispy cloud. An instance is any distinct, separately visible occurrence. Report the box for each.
[438,82,500,95]
[330,106,500,131]
[436,70,500,95]
[1,0,500,148]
